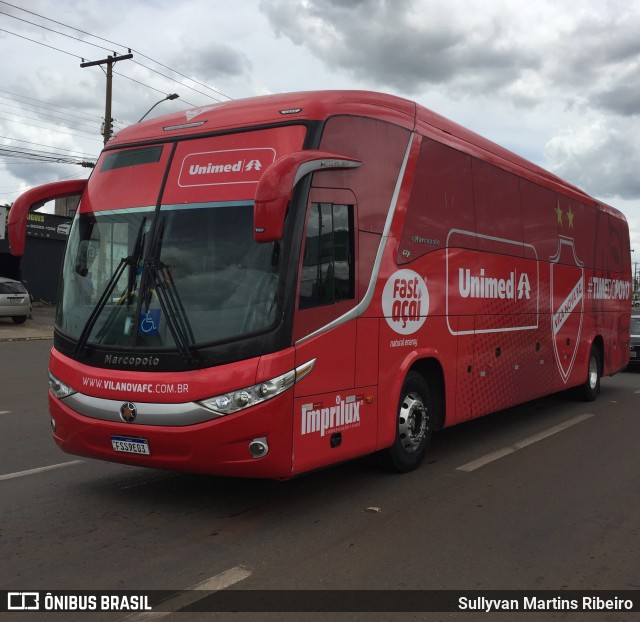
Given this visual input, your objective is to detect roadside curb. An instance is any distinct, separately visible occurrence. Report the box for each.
[0,305,55,343]
[0,333,54,342]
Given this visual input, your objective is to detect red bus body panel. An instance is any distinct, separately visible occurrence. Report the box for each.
[16,90,629,478]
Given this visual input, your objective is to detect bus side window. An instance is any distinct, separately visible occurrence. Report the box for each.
[299,203,355,309]
[472,159,524,256]
[397,138,476,265]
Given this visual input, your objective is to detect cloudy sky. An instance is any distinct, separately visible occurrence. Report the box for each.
[1,0,639,258]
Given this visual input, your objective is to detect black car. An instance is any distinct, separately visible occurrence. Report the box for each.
[630,314,640,367]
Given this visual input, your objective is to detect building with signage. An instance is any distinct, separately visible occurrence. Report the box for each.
[0,208,72,304]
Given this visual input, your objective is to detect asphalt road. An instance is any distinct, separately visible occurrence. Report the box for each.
[1,338,639,621]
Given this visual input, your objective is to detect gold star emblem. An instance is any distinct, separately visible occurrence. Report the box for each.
[567,207,574,229]
[555,201,563,226]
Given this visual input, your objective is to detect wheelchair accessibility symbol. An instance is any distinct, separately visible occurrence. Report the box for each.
[139,309,161,335]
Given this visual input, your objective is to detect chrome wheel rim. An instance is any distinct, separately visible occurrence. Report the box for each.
[398,392,428,453]
[588,355,598,391]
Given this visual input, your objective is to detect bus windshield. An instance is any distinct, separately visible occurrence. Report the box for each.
[57,201,281,350]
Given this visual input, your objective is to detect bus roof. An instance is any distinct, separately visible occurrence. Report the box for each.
[109,90,624,221]
[110,90,417,146]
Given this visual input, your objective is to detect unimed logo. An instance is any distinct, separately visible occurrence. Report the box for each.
[458,267,532,300]
[178,148,276,187]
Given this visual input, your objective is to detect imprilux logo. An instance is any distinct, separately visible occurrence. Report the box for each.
[301,394,364,437]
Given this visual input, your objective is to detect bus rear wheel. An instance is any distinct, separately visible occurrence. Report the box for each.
[577,345,601,402]
[383,371,434,473]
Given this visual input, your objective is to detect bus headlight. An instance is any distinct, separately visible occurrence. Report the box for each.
[199,358,315,415]
[48,372,76,399]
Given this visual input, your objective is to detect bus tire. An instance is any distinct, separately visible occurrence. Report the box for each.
[383,371,434,473]
[577,345,601,402]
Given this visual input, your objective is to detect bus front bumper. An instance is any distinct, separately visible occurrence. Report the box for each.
[49,391,294,479]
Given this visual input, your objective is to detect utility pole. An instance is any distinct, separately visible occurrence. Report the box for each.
[81,51,133,145]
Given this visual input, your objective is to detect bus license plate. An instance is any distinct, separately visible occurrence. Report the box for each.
[111,436,150,455]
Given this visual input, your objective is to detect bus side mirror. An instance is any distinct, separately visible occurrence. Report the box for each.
[253,150,361,242]
[8,179,88,256]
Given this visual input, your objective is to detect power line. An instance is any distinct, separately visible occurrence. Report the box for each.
[112,70,197,108]
[0,147,89,162]
[0,110,99,136]
[0,27,84,60]
[130,61,226,103]
[0,146,95,167]
[131,56,232,102]
[0,102,101,132]
[0,89,103,121]
[0,1,237,147]
[0,9,115,57]
[0,135,97,159]
[0,0,234,101]
[2,26,199,113]
[0,116,103,142]
[0,0,133,52]
[0,146,83,162]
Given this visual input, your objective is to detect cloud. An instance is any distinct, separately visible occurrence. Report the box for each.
[260,0,640,117]
[179,41,252,83]
[1,0,639,252]
[261,0,541,95]
[545,118,640,201]
[3,159,77,189]
[259,0,640,249]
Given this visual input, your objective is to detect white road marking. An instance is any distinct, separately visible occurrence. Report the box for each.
[0,410,10,415]
[124,566,252,621]
[456,414,594,472]
[0,460,83,481]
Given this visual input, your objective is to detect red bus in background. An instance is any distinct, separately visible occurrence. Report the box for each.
[8,91,632,477]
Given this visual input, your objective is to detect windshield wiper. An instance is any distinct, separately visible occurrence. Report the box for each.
[74,217,147,356]
[144,218,198,365]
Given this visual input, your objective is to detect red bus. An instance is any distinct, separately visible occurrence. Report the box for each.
[9,91,632,477]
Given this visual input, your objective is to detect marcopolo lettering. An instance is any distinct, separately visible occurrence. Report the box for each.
[104,354,160,367]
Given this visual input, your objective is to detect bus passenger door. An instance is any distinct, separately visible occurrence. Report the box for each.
[292,189,376,474]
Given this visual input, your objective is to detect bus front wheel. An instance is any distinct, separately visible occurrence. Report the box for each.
[383,371,434,473]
